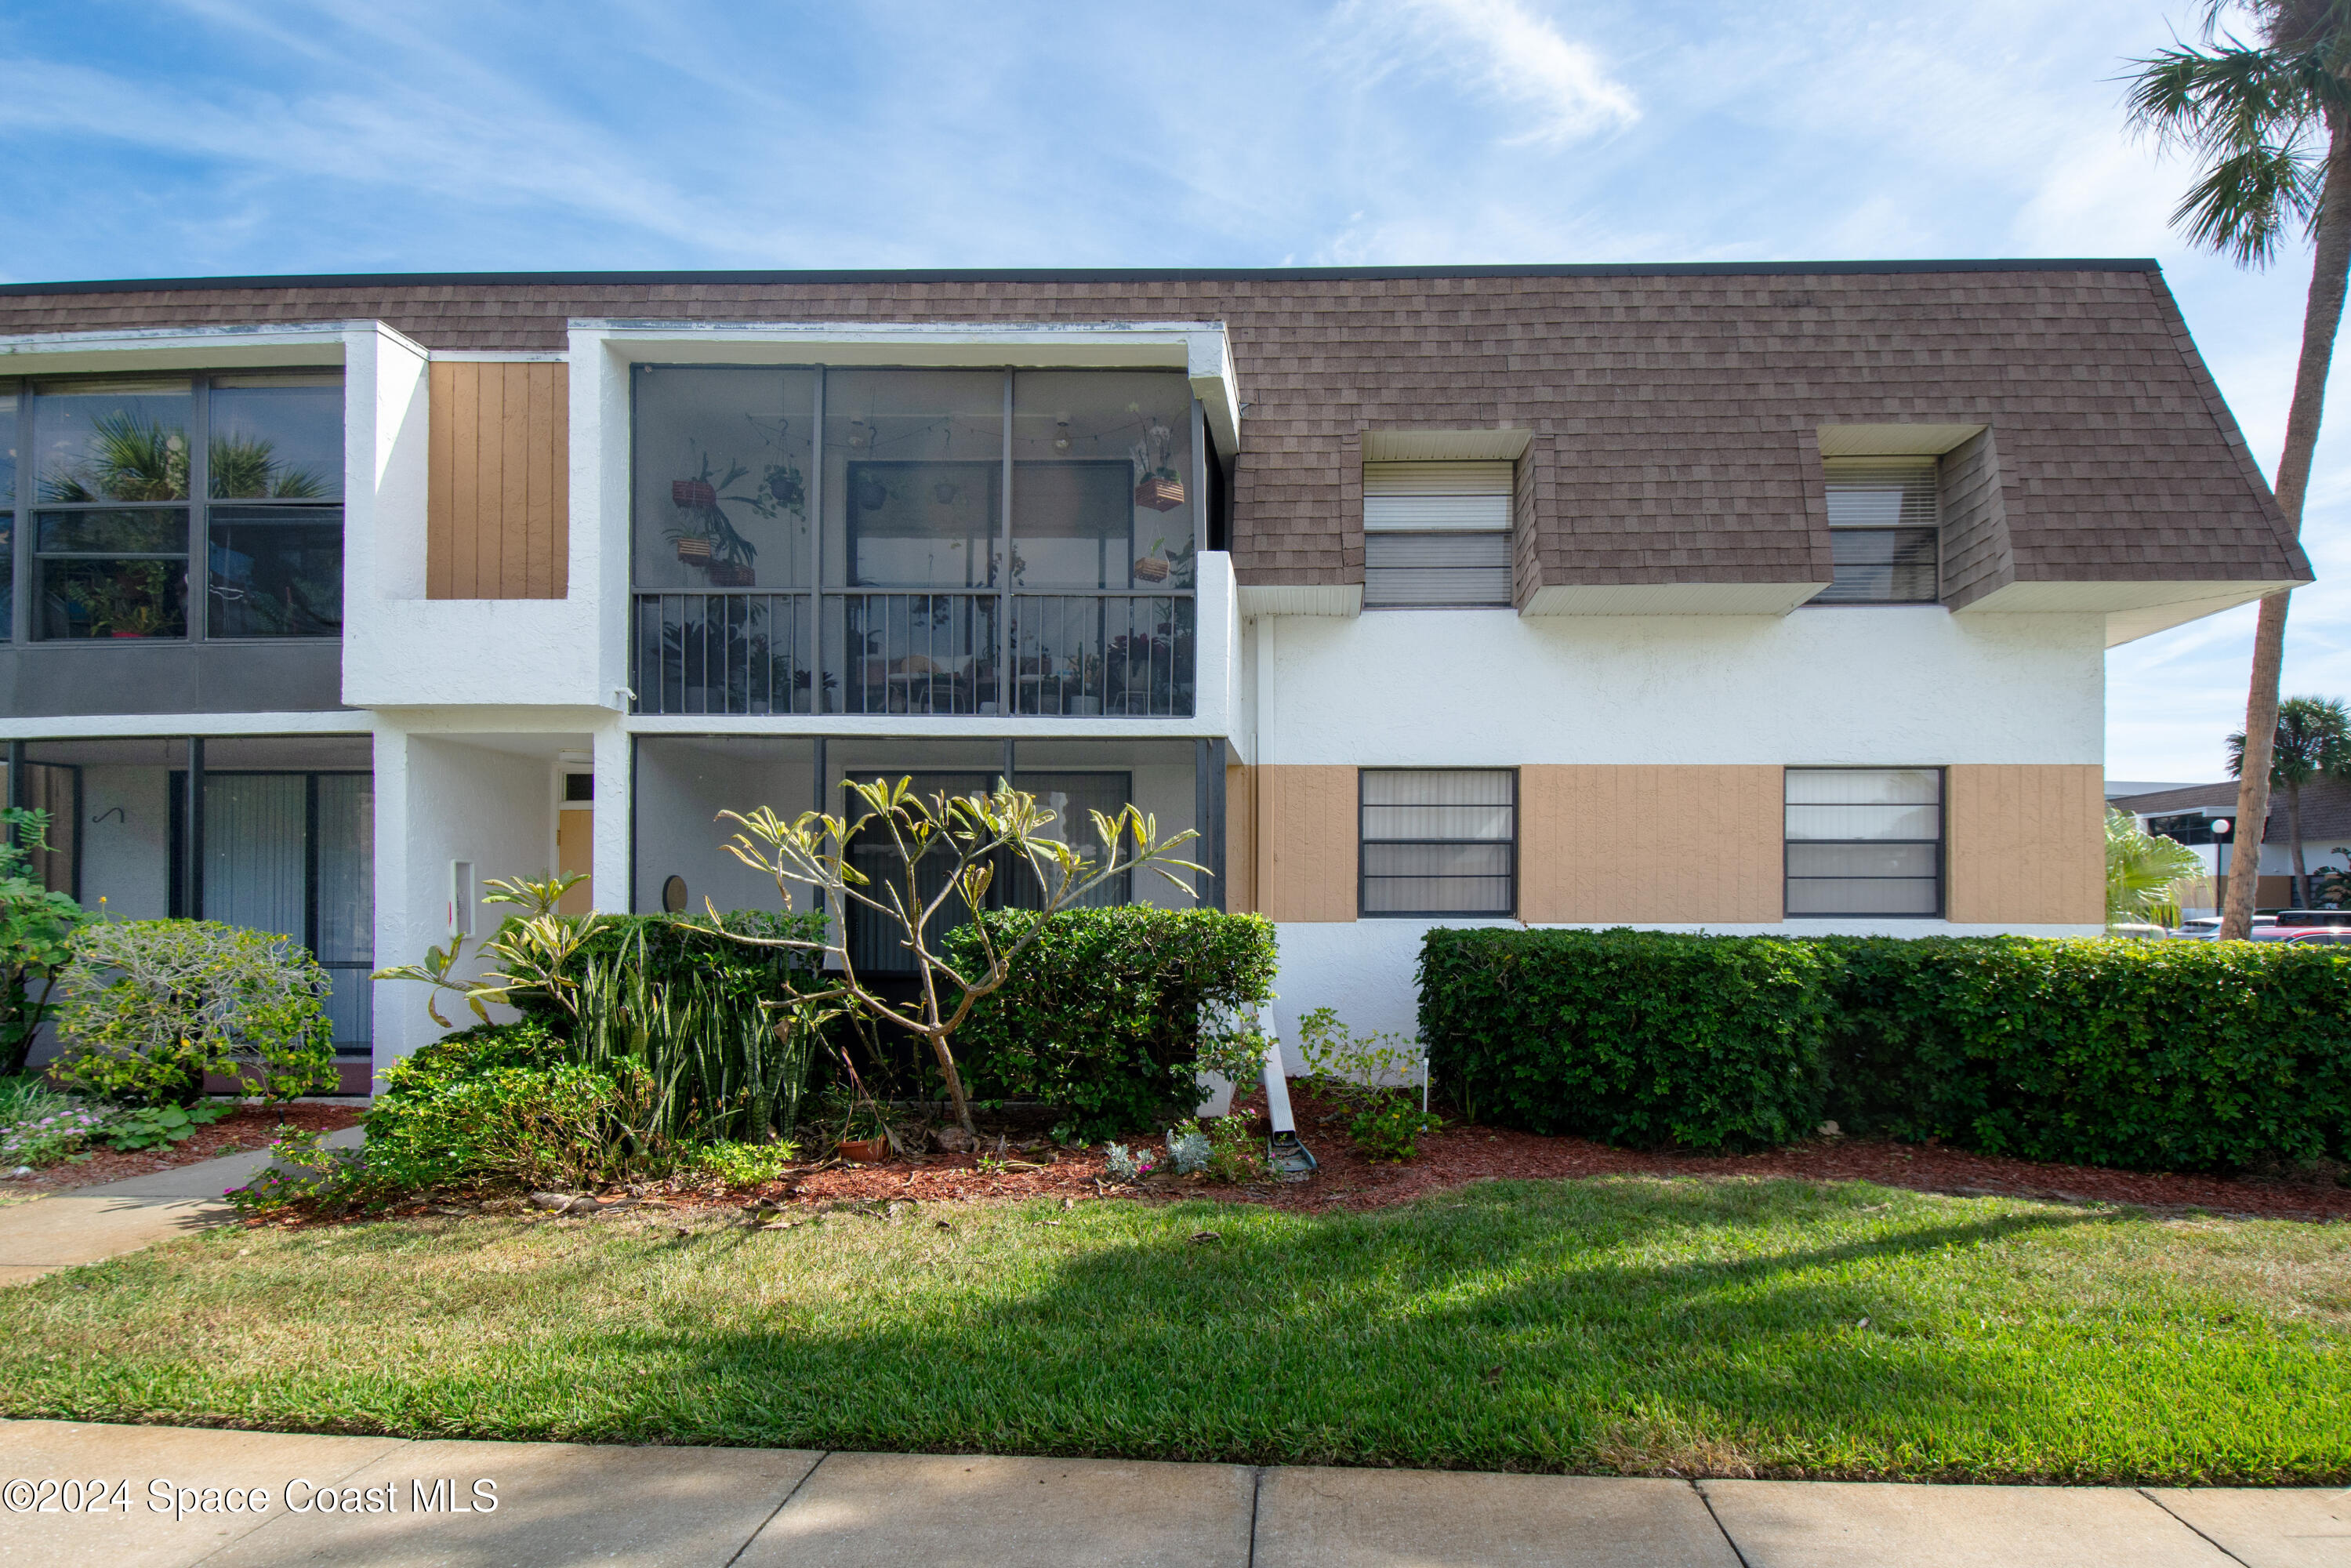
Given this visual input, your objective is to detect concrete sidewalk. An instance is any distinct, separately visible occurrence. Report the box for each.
[0,1420,2342,1567]
[0,1127,365,1287]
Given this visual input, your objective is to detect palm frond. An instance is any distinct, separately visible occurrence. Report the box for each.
[2179,140,2321,263]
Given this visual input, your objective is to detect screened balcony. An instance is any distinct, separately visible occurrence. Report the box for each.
[628,366,1205,718]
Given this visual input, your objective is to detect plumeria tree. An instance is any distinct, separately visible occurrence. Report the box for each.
[713,777,1203,1138]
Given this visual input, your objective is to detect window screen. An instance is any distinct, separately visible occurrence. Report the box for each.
[1817,458,1938,604]
[1785,768,1942,916]
[1360,768,1516,916]
[1363,462,1513,608]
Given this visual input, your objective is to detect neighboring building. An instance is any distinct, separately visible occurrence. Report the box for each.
[0,261,2308,1085]
[2116,776,2351,913]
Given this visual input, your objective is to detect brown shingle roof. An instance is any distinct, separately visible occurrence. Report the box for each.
[0,262,2300,593]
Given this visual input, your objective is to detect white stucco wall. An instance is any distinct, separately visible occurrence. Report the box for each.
[633,739,809,916]
[372,729,563,1068]
[1250,606,2105,766]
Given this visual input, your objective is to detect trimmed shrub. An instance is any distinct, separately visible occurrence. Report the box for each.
[1417,927,1834,1150]
[360,1019,640,1193]
[56,920,336,1105]
[1815,935,2351,1171]
[1418,927,2351,1173]
[945,908,1279,1140]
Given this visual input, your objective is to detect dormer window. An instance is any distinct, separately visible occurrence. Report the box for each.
[1818,457,1939,604]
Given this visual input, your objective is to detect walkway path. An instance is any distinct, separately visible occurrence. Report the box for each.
[0,1419,2342,1566]
[0,1128,364,1287]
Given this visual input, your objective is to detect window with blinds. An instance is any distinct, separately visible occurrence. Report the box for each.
[1784,768,1943,916]
[1359,768,1516,916]
[1363,461,1514,608]
[1818,457,1939,604]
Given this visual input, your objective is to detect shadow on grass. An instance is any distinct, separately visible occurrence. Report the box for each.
[606,1178,2193,1478]
[11,1175,2341,1483]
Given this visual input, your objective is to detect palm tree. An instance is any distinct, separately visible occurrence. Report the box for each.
[2106,807,2208,925]
[2227,693,2351,903]
[2128,0,2351,937]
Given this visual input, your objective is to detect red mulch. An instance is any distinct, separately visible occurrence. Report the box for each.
[5,1103,363,1195]
[638,1087,2351,1225]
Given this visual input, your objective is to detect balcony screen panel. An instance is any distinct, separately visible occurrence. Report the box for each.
[1014,370,1194,588]
[0,390,16,497]
[208,505,343,637]
[34,379,193,503]
[208,376,343,500]
[0,513,9,641]
[38,559,187,640]
[825,370,1003,589]
[633,367,815,593]
[38,508,187,554]
[1007,770,1134,910]
[1365,532,1512,607]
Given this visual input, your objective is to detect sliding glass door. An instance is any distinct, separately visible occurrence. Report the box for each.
[172,770,373,1054]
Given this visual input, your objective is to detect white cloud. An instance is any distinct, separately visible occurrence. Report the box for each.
[1333,0,1638,147]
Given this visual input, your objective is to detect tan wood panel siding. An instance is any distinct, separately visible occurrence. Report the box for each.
[1257,765,1358,922]
[427,361,569,599]
[1944,764,2104,924]
[1224,763,1257,914]
[1519,765,1783,924]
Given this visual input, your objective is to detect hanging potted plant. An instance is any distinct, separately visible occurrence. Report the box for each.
[1130,417,1185,511]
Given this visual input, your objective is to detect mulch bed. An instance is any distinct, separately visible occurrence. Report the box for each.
[622,1087,2351,1225]
[4,1103,364,1196]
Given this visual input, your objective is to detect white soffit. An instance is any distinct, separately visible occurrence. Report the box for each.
[1816,423,1986,456]
[1238,583,1364,618]
[0,321,395,376]
[1361,429,1533,463]
[1957,579,2306,646]
[1521,582,1827,617]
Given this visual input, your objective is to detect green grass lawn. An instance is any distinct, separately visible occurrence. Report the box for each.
[2,1175,2346,1483]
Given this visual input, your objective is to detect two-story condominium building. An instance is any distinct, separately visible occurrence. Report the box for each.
[0,262,2306,1087]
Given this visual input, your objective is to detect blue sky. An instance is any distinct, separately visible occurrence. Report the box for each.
[1,0,2340,783]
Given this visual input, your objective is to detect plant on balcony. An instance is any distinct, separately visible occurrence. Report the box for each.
[666,449,770,578]
[1129,416,1185,512]
[710,778,1205,1138]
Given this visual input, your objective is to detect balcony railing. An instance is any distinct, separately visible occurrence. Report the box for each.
[632,589,1195,717]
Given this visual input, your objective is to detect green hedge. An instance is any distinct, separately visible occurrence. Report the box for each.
[1417,927,2351,1171]
[1815,935,2351,1171]
[946,908,1279,1141]
[1417,927,1833,1150]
